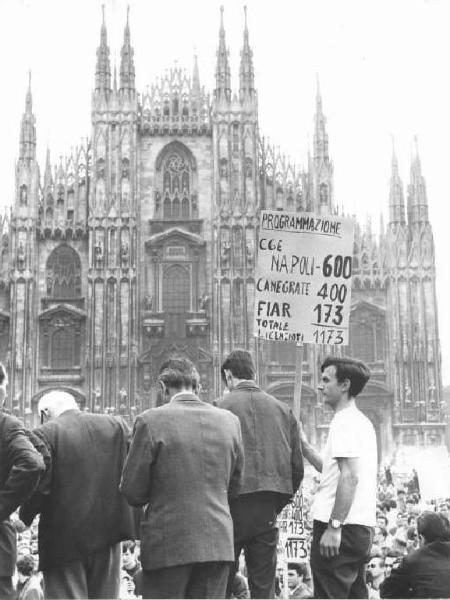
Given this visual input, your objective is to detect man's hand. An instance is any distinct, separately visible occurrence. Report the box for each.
[319,526,341,558]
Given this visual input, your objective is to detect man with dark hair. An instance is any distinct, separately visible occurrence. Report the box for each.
[121,356,244,599]
[380,511,450,598]
[376,514,389,529]
[20,390,139,600]
[16,554,43,600]
[366,556,385,597]
[287,563,313,599]
[300,356,377,599]
[121,540,142,597]
[220,349,304,599]
[0,363,45,600]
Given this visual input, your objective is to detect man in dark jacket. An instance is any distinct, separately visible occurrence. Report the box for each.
[0,363,45,600]
[121,357,244,599]
[20,390,139,600]
[380,511,450,598]
[220,349,304,599]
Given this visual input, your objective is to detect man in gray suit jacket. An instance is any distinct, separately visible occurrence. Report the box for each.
[121,357,244,599]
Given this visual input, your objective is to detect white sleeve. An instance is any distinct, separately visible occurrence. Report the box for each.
[329,418,361,459]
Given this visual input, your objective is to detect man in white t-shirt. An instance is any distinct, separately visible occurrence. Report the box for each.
[300,356,377,599]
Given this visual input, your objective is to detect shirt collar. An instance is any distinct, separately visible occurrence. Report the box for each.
[233,380,260,391]
[170,391,200,403]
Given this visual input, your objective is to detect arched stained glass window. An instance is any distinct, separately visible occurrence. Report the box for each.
[163,154,190,195]
[157,148,194,220]
[46,245,82,298]
[172,197,180,219]
[163,197,171,218]
[182,197,190,219]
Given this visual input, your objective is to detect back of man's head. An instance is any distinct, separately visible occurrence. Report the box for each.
[16,554,35,577]
[38,390,78,420]
[158,357,200,392]
[221,349,255,384]
[417,511,450,544]
[321,356,370,397]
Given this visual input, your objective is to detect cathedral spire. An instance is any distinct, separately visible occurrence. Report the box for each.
[44,146,53,187]
[215,6,231,100]
[388,139,405,225]
[313,75,329,164]
[310,76,333,213]
[113,62,118,94]
[95,5,111,94]
[407,136,428,225]
[120,5,135,94]
[19,71,36,161]
[192,51,201,97]
[239,6,255,99]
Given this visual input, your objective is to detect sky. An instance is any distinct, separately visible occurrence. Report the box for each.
[0,0,449,384]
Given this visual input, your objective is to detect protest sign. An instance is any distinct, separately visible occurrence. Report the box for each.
[277,491,309,561]
[414,446,450,501]
[254,210,355,345]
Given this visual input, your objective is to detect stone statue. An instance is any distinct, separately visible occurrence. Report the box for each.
[191,193,198,214]
[144,294,153,312]
[20,186,27,205]
[428,385,436,403]
[121,242,129,265]
[17,242,25,269]
[245,158,252,178]
[199,294,209,311]
[220,160,228,178]
[94,239,103,266]
[220,240,231,266]
[404,386,412,403]
[119,388,128,403]
[246,239,254,263]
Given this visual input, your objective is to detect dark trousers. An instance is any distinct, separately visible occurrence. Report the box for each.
[0,576,14,600]
[310,520,373,599]
[43,543,121,599]
[227,493,279,599]
[141,561,231,599]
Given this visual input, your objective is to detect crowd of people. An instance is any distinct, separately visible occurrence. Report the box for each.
[272,470,450,599]
[1,353,450,599]
[8,469,450,599]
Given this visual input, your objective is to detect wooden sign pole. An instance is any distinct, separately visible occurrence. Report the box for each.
[292,342,304,421]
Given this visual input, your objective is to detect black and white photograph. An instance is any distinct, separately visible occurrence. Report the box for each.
[0,0,450,598]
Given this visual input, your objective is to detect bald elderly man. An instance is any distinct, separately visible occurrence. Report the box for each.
[20,391,139,600]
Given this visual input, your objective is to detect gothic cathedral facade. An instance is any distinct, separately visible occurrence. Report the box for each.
[0,9,444,460]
